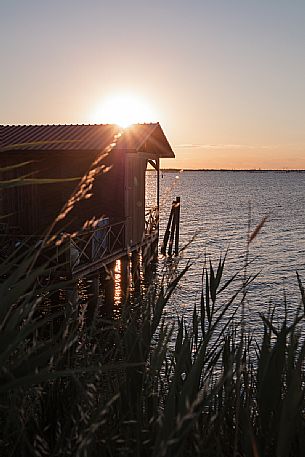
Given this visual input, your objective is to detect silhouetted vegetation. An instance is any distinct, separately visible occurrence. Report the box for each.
[2,152,305,456]
[1,240,305,457]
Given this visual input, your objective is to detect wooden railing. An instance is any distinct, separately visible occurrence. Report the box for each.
[0,220,126,273]
[69,220,126,272]
[1,210,157,275]
[145,206,159,238]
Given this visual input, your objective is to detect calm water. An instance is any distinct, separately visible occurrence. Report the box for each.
[147,170,305,332]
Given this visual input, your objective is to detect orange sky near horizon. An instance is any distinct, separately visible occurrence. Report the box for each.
[161,143,305,170]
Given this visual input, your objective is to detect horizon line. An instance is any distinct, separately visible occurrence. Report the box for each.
[158,168,305,172]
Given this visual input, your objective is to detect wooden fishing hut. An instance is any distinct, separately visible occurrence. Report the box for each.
[0,123,175,314]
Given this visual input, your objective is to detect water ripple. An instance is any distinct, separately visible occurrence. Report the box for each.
[147,170,305,331]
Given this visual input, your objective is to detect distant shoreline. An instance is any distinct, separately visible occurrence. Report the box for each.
[157,168,305,173]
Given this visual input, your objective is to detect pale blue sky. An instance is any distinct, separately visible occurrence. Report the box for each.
[1,0,305,168]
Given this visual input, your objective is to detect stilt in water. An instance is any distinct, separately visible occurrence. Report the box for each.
[103,261,115,317]
[142,241,151,273]
[161,200,175,255]
[142,242,153,285]
[131,249,141,297]
[151,236,159,263]
[162,197,181,257]
[174,196,180,256]
[86,272,99,325]
[121,255,130,303]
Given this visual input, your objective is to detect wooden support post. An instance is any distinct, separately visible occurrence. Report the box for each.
[143,240,157,283]
[86,273,99,325]
[149,158,160,211]
[156,158,160,256]
[46,287,61,339]
[131,249,141,296]
[67,281,78,310]
[143,242,156,285]
[121,255,130,303]
[147,158,160,258]
[142,242,151,273]
[156,158,160,215]
[103,261,115,317]
[174,196,180,256]
[151,236,159,263]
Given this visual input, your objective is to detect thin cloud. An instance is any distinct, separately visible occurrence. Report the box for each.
[175,143,305,150]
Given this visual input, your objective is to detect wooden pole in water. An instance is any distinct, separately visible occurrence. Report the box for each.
[168,199,179,256]
[155,158,160,261]
[156,158,160,215]
[161,200,175,255]
[174,196,180,256]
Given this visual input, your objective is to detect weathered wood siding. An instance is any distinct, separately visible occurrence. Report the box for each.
[125,154,147,247]
[0,149,125,235]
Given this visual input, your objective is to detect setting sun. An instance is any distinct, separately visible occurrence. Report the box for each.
[90,93,157,128]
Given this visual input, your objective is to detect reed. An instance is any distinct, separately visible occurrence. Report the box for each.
[1,237,305,457]
[1,159,305,456]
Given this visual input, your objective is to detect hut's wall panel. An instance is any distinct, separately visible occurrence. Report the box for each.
[0,149,125,235]
[125,155,146,247]
[0,152,91,234]
[0,156,39,233]
[70,149,125,231]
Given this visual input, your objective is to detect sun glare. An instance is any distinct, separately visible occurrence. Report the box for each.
[90,94,157,128]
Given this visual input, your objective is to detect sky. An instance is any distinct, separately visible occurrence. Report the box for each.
[1,0,305,169]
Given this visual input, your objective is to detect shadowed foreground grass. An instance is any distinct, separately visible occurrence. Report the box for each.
[1,245,305,457]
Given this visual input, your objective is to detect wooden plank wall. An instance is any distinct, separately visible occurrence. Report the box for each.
[0,149,125,236]
[125,155,146,247]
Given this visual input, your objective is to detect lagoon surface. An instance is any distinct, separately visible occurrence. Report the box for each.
[147,170,305,331]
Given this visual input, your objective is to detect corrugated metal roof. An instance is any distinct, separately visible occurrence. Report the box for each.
[0,123,175,158]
